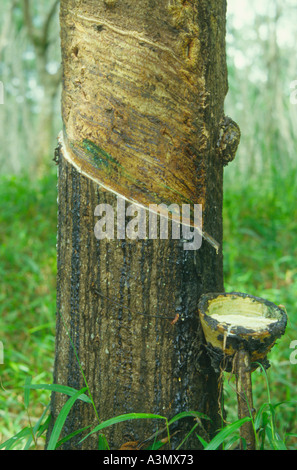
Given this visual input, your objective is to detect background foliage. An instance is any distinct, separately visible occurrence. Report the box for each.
[0,0,296,449]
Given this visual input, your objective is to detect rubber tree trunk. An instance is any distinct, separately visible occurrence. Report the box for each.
[48,0,231,450]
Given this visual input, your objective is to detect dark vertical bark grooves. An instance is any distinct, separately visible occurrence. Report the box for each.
[69,166,81,389]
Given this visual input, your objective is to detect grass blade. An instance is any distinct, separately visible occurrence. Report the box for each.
[273,434,287,450]
[176,422,200,450]
[47,387,88,450]
[55,425,92,449]
[79,413,167,444]
[24,403,50,450]
[223,434,241,450]
[168,410,210,426]
[24,383,92,404]
[98,434,109,450]
[204,417,252,450]
[196,434,208,449]
[24,376,32,409]
[254,402,268,430]
[0,428,32,450]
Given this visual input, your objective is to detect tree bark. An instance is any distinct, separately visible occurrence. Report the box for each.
[48,0,229,450]
[235,350,256,451]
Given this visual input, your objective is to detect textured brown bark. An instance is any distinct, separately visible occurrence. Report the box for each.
[48,0,228,450]
[235,350,256,450]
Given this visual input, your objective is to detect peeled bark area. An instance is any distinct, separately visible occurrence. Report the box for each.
[49,0,228,450]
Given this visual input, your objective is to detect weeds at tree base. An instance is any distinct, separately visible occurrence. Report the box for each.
[1,314,295,450]
[0,363,294,450]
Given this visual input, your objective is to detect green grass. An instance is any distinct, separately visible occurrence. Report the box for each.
[223,168,297,449]
[0,171,57,447]
[0,372,292,450]
[0,168,297,449]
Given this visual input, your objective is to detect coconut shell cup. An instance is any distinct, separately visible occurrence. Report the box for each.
[198,292,287,372]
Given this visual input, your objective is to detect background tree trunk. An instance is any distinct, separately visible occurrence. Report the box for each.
[48,0,228,450]
[23,0,61,171]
